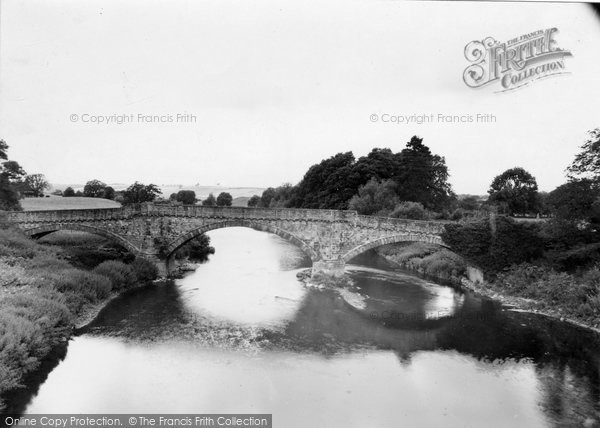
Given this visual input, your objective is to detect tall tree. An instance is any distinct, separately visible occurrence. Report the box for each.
[202,193,217,207]
[567,128,600,182]
[292,152,361,209]
[547,179,600,224]
[247,195,261,207]
[0,140,23,210]
[175,190,196,205]
[63,186,75,197]
[488,167,539,215]
[24,174,49,197]
[122,182,162,204]
[216,192,233,207]
[395,136,454,211]
[83,179,107,198]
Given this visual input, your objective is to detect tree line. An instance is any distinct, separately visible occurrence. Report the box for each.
[0,140,50,209]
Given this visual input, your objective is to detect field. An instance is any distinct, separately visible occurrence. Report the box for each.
[20,197,121,211]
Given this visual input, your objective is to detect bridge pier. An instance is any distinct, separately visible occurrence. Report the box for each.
[311,260,346,279]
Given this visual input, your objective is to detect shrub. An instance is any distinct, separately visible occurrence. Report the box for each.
[0,230,40,258]
[51,269,112,302]
[93,260,137,291]
[442,216,544,275]
[390,201,427,220]
[131,258,159,282]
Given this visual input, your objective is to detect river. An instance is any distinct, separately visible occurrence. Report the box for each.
[4,228,600,427]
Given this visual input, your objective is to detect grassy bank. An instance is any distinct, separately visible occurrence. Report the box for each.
[375,241,600,332]
[0,228,158,411]
[374,242,467,284]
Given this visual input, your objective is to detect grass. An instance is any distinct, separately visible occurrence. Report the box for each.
[0,226,158,410]
[20,196,121,211]
[376,242,467,282]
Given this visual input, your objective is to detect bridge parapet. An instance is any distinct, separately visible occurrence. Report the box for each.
[8,204,362,224]
[355,215,449,234]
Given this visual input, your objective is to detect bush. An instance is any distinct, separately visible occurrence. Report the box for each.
[390,201,427,220]
[442,216,544,275]
[131,258,159,282]
[0,230,41,258]
[93,260,137,291]
[51,269,113,303]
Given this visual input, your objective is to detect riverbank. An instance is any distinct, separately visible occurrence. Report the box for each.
[373,242,600,335]
[0,229,160,411]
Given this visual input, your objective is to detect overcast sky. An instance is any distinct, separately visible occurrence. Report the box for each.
[1,0,599,194]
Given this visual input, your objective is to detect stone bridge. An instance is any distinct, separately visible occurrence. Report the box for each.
[7,204,448,278]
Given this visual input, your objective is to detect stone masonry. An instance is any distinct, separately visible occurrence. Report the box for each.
[8,204,448,278]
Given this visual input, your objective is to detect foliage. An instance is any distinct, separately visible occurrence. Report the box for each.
[202,193,216,207]
[567,128,600,182]
[173,233,215,262]
[93,260,137,291]
[83,179,107,198]
[63,187,75,197]
[0,140,23,210]
[488,167,539,215]
[247,195,261,207]
[348,178,398,215]
[2,161,26,182]
[103,186,115,200]
[174,190,196,205]
[290,152,360,209]
[123,182,162,204]
[390,201,428,220]
[258,136,455,213]
[547,179,600,224]
[216,192,233,207]
[130,258,159,282]
[24,174,50,197]
[442,216,543,275]
[395,136,454,211]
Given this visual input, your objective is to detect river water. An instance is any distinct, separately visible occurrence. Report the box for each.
[5,228,600,427]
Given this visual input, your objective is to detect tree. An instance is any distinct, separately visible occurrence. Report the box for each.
[291,152,361,209]
[247,195,261,207]
[488,167,539,215]
[216,192,233,207]
[122,182,162,204]
[24,174,49,197]
[547,180,600,224]
[202,193,216,207]
[395,136,454,212]
[0,140,23,210]
[348,178,399,215]
[567,128,600,182]
[175,190,196,205]
[103,186,115,200]
[0,140,8,161]
[2,161,26,182]
[83,179,107,198]
[63,187,75,197]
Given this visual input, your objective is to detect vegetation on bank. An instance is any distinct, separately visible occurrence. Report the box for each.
[375,242,467,283]
[0,228,161,411]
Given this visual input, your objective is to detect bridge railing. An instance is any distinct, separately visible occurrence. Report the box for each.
[355,214,450,234]
[6,204,360,223]
[7,204,452,231]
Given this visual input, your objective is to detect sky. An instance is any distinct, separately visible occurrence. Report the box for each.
[1,0,599,195]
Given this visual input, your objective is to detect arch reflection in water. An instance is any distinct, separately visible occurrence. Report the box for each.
[5,227,600,427]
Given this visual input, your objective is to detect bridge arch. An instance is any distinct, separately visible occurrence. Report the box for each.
[24,224,142,256]
[341,233,447,263]
[165,220,319,262]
